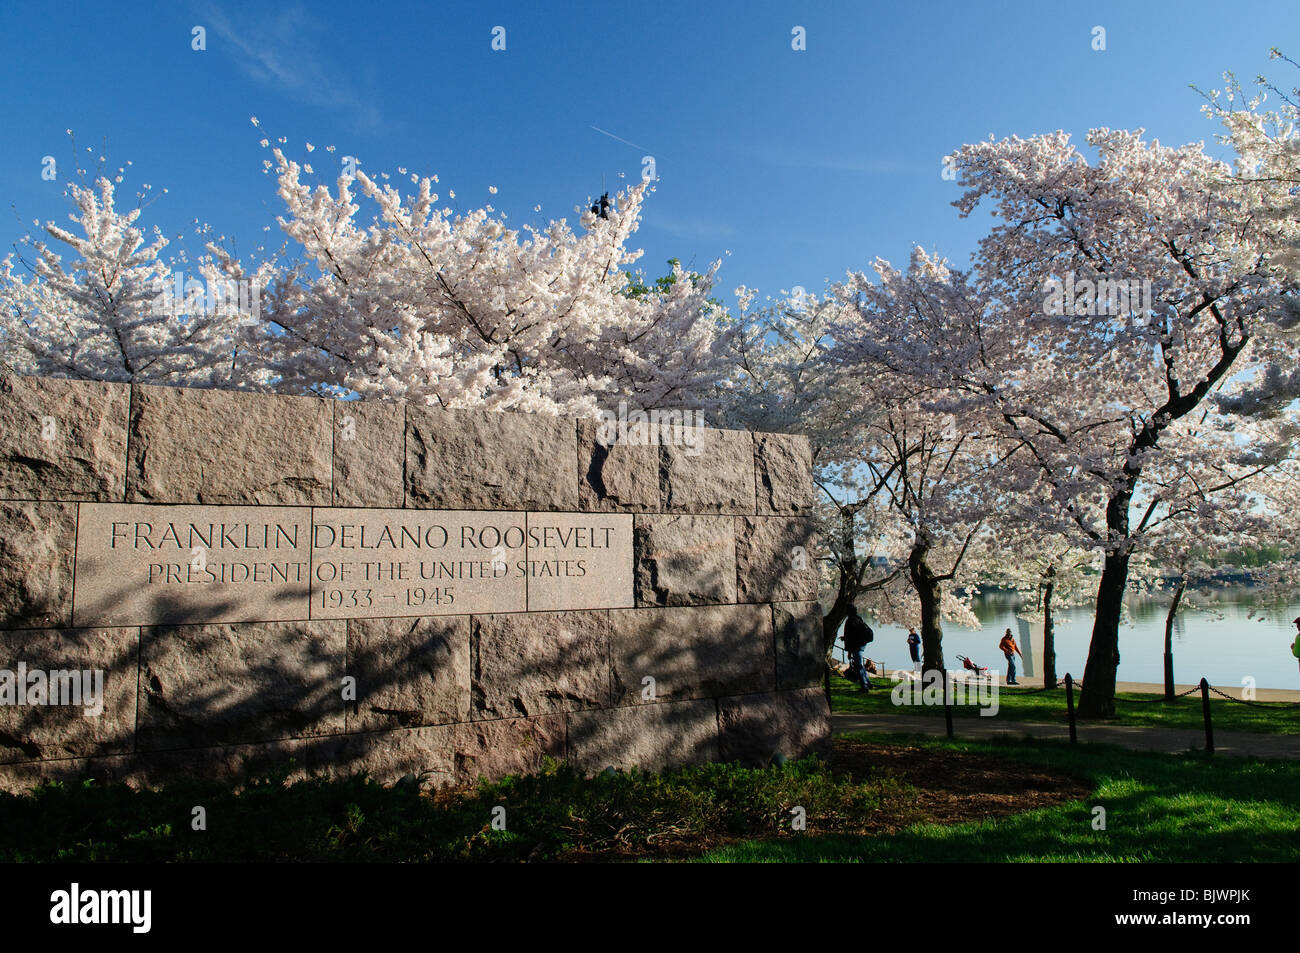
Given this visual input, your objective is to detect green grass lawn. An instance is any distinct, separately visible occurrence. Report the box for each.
[698,731,1300,862]
[0,756,889,862]
[829,674,1300,734]
[3,730,1294,862]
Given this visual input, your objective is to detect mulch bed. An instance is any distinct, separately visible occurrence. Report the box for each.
[560,737,1091,860]
[830,737,1092,832]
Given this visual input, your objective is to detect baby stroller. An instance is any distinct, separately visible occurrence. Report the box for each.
[956,655,990,680]
[841,656,880,682]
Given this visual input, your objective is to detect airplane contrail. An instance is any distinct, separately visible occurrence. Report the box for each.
[589,125,648,152]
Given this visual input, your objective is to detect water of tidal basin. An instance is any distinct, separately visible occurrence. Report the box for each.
[855,587,1300,692]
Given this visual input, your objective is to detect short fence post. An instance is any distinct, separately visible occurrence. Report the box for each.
[1200,677,1214,754]
[1065,673,1077,744]
[943,668,954,738]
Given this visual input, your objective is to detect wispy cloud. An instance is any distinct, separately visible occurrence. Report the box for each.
[743,144,906,175]
[199,2,385,134]
[645,211,739,241]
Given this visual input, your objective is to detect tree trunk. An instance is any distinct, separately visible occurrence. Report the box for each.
[909,535,945,674]
[1078,486,1134,719]
[1071,325,1241,716]
[1041,564,1058,689]
[1163,575,1186,701]
[823,580,854,659]
[821,506,862,659]
[1078,552,1130,718]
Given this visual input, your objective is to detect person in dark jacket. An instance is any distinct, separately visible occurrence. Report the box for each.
[843,608,875,692]
[906,627,922,670]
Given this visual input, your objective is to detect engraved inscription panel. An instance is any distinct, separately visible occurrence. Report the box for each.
[73,504,312,626]
[525,513,633,611]
[72,504,636,625]
[309,508,527,619]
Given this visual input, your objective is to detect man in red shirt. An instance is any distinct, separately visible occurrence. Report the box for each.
[999,628,1022,685]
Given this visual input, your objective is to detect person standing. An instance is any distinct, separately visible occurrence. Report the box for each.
[999,628,1022,685]
[843,608,875,693]
[907,627,922,670]
[1292,618,1300,675]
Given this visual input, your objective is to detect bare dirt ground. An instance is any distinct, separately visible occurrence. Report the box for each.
[561,737,1091,860]
[830,738,1091,832]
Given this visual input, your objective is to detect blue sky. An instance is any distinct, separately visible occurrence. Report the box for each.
[2,0,1295,310]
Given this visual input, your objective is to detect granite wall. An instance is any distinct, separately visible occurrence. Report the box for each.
[0,373,828,793]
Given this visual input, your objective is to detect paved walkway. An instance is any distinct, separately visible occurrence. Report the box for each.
[832,712,1300,759]
[873,667,1300,702]
[1038,677,1297,702]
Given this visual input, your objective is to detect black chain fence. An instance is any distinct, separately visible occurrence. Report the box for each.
[847,665,1300,749]
[1204,683,1300,709]
[1007,676,1284,752]
[995,677,1296,707]
[998,682,1058,695]
[1104,685,1201,704]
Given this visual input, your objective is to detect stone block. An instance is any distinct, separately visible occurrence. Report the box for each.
[345,616,470,731]
[661,428,755,514]
[126,384,332,505]
[406,406,577,510]
[566,698,718,774]
[754,432,813,515]
[333,399,404,507]
[610,603,774,705]
[633,514,736,607]
[734,515,819,603]
[0,754,134,796]
[773,601,825,690]
[137,620,346,750]
[717,688,831,766]
[130,739,301,789]
[0,626,138,763]
[576,419,660,512]
[296,724,457,790]
[0,373,129,501]
[0,502,76,629]
[452,713,567,784]
[471,610,611,719]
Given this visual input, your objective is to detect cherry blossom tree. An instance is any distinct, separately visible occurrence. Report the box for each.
[718,283,992,671]
[2,132,735,419]
[827,250,1017,674]
[717,290,908,657]
[1240,469,1300,616]
[256,143,732,415]
[1205,49,1300,320]
[945,127,1300,716]
[1,146,273,387]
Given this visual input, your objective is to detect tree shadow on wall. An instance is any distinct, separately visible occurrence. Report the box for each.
[2,584,827,796]
[1,585,442,790]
